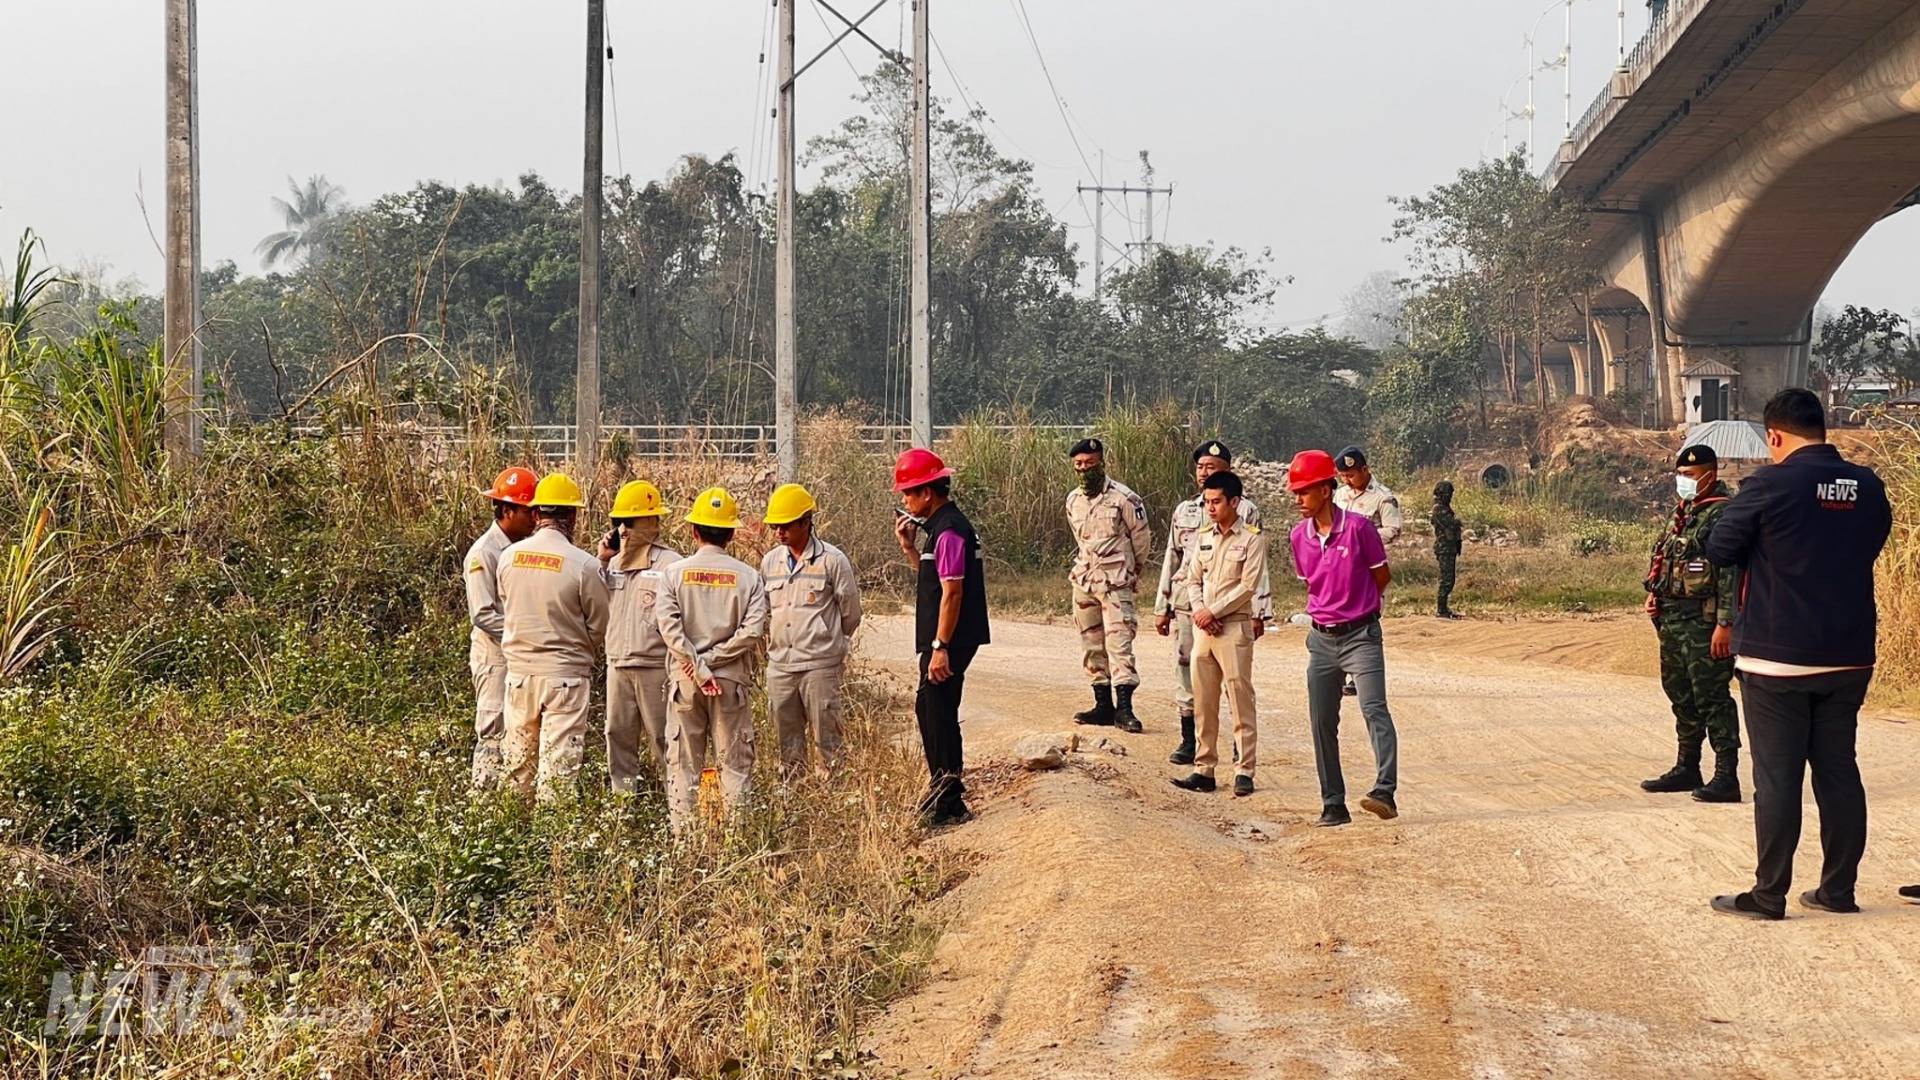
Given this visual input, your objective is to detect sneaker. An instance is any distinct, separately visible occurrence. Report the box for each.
[1900,884,1920,902]
[1232,775,1254,798]
[1314,806,1351,828]
[1170,772,1217,793]
[1359,791,1398,820]
[1710,892,1784,921]
[1798,890,1859,914]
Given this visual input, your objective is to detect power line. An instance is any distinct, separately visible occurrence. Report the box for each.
[1006,0,1097,177]
[603,3,628,177]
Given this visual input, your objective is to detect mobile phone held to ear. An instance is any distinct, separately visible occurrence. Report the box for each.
[606,528,621,553]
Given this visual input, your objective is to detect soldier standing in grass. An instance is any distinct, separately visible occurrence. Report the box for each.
[1156,440,1271,766]
[1066,437,1155,734]
[464,466,539,789]
[657,487,768,832]
[497,473,610,803]
[1640,444,1742,804]
[760,482,863,779]
[1430,480,1462,619]
[597,480,682,794]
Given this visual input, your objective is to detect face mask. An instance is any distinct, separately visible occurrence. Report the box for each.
[1675,475,1699,501]
[1078,465,1106,494]
[627,518,661,546]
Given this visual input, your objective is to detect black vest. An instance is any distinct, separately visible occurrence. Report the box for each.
[917,502,990,652]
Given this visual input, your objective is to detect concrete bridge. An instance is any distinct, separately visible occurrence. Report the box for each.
[1549,0,1920,425]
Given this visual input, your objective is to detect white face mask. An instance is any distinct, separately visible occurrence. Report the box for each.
[1675,474,1699,501]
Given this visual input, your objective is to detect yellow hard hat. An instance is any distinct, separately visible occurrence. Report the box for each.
[762,483,817,526]
[531,473,586,509]
[684,486,742,529]
[610,480,666,519]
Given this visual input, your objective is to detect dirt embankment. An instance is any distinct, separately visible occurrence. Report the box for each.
[855,614,1920,1079]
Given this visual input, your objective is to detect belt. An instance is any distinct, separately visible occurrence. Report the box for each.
[1311,611,1380,637]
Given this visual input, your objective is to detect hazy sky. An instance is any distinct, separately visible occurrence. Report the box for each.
[6,0,1914,326]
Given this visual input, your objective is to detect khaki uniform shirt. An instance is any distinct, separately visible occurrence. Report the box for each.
[1155,495,1273,622]
[463,523,513,664]
[1183,518,1270,621]
[657,544,769,687]
[1066,479,1155,592]
[497,526,611,678]
[760,536,863,672]
[1335,480,1404,543]
[605,541,683,668]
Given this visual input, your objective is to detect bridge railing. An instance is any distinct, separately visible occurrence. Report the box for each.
[244,422,1086,462]
[1552,0,1711,184]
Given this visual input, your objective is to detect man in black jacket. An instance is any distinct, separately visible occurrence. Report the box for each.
[1704,388,1893,920]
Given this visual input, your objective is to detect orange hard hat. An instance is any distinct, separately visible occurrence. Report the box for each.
[893,447,954,492]
[1287,450,1339,492]
[481,465,539,506]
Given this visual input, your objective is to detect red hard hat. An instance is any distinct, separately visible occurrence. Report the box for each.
[1287,450,1339,493]
[893,447,954,492]
[480,465,539,506]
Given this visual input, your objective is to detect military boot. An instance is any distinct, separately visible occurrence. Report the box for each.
[1073,684,1116,726]
[1113,685,1143,734]
[1168,712,1196,765]
[1692,750,1742,803]
[1640,742,1704,793]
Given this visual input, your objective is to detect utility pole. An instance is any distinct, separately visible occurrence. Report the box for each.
[908,0,932,449]
[774,0,799,480]
[162,0,202,461]
[1084,151,1172,287]
[578,0,605,478]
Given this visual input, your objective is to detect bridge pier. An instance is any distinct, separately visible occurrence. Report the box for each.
[1667,339,1810,424]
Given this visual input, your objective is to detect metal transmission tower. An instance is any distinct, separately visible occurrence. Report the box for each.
[1076,151,1171,298]
[775,0,925,476]
[163,0,203,461]
[578,0,606,478]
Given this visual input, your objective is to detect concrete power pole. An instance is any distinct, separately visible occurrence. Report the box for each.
[162,0,203,461]
[908,0,933,449]
[578,0,605,478]
[775,0,799,480]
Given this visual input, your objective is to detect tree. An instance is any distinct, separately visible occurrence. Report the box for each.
[1814,305,1908,402]
[1338,270,1407,351]
[256,175,346,270]
[1368,282,1484,469]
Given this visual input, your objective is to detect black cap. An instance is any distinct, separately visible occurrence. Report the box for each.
[1068,437,1104,457]
[1676,444,1717,468]
[1433,479,1454,497]
[1192,440,1232,464]
[1336,445,1367,469]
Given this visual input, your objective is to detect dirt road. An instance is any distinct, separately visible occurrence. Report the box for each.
[855,613,1920,1079]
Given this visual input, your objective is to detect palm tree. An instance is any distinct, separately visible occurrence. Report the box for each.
[255,174,345,270]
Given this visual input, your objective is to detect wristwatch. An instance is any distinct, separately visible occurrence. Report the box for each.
[931,639,948,651]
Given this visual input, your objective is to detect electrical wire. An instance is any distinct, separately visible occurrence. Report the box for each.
[1006,0,1097,177]
[603,2,627,178]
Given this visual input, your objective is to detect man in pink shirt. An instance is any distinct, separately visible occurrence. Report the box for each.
[1288,450,1400,828]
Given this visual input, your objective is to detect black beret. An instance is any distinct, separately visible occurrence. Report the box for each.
[1336,445,1367,469]
[1432,479,1455,496]
[1192,440,1232,464]
[1068,437,1104,457]
[1676,444,1717,467]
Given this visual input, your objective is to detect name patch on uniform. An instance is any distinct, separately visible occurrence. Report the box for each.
[511,552,564,572]
[683,569,739,588]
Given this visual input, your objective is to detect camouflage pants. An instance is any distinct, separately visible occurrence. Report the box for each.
[1657,613,1740,754]
[1072,584,1139,688]
[1434,548,1458,612]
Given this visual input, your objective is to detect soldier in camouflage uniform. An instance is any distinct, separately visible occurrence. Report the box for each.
[1641,444,1742,803]
[1066,437,1155,733]
[1155,440,1271,765]
[1430,480,1462,619]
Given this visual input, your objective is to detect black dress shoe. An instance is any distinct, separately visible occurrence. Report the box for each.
[1900,884,1920,902]
[1233,775,1254,798]
[1314,806,1351,827]
[1799,890,1859,914]
[1710,892,1784,921]
[1359,791,1398,820]
[1171,773,1217,793]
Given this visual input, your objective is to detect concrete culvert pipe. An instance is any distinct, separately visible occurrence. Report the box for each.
[1480,464,1511,490]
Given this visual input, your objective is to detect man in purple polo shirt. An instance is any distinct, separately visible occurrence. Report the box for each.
[1288,449,1400,828]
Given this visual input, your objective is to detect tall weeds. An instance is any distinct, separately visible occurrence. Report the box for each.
[1871,421,1920,691]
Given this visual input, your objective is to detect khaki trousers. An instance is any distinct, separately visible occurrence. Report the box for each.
[606,664,669,793]
[666,676,756,832]
[767,664,846,779]
[469,654,507,789]
[1173,610,1196,714]
[1072,584,1139,688]
[1192,617,1257,778]
[502,672,592,802]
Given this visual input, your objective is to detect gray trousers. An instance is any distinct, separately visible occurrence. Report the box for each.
[1306,621,1398,808]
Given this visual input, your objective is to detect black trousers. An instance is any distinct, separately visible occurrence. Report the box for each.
[916,645,977,815]
[1740,668,1873,911]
